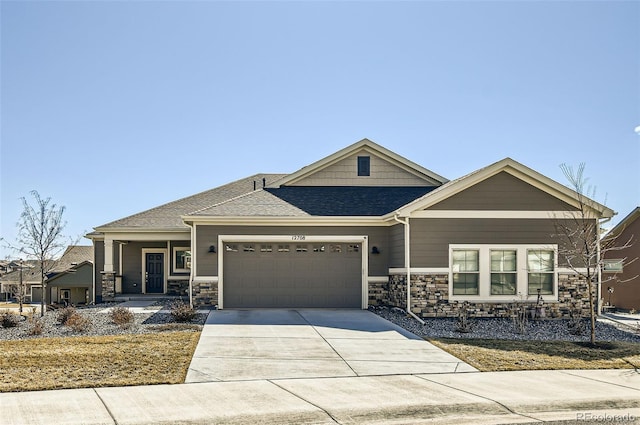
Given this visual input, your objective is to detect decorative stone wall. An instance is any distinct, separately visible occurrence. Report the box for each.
[367,280,388,306]
[383,273,593,319]
[100,271,116,301]
[192,281,218,307]
[167,280,189,297]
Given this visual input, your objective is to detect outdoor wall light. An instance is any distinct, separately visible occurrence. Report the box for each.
[208,245,216,253]
[371,246,380,255]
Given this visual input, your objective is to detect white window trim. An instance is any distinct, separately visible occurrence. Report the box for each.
[172,246,192,273]
[449,244,558,302]
[602,259,624,273]
[141,248,168,294]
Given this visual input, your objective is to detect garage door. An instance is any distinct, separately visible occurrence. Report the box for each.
[223,242,362,308]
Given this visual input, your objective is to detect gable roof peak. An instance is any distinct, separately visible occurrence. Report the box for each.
[269,138,449,188]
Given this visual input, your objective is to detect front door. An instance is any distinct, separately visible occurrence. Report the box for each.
[145,253,164,293]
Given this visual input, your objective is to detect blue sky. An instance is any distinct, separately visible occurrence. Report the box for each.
[1,1,638,258]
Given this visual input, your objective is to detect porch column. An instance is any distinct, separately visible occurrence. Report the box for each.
[104,238,114,273]
[101,237,116,301]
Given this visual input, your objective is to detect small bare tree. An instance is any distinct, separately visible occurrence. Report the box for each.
[554,163,635,344]
[15,191,67,317]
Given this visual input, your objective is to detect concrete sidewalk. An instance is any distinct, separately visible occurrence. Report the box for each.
[2,369,639,424]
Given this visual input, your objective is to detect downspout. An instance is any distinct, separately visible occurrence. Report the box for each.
[393,214,425,325]
[186,222,195,308]
[596,215,612,316]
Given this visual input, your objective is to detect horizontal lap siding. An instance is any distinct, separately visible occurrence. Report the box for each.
[196,225,389,277]
[122,241,166,293]
[429,172,576,211]
[389,224,405,268]
[410,218,573,267]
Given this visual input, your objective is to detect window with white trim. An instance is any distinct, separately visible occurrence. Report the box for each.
[490,250,517,295]
[602,259,623,273]
[173,247,191,272]
[527,250,554,295]
[452,250,479,295]
[449,245,557,300]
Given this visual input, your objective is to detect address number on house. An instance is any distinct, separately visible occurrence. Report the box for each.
[291,235,306,241]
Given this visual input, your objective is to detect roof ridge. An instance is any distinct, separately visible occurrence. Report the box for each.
[95,173,285,229]
[187,188,267,215]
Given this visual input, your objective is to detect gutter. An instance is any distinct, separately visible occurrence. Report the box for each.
[393,214,425,325]
[185,221,195,308]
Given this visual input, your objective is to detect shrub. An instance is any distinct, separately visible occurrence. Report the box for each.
[110,306,134,328]
[28,316,44,336]
[57,306,77,325]
[170,300,196,323]
[1,310,19,328]
[65,312,91,333]
[454,301,474,333]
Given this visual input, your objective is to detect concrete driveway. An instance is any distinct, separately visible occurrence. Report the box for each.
[186,309,476,383]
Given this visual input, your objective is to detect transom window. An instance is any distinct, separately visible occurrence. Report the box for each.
[449,245,557,300]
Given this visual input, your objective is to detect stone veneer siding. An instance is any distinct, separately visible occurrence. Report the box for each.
[100,271,116,301]
[167,280,189,297]
[381,273,594,319]
[192,281,219,307]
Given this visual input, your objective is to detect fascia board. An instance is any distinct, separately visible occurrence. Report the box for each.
[270,139,448,187]
[183,215,391,226]
[393,158,615,218]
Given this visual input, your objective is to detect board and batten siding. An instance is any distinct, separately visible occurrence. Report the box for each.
[410,218,575,268]
[429,171,576,211]
[289,152,432,187]
[196,225,390,277]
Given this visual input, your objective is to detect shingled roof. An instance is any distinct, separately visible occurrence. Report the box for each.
[50,245,94,273]
[264,186,438,216]
[95,174,287,230]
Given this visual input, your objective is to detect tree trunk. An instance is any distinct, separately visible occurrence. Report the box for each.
[589,280,596,344]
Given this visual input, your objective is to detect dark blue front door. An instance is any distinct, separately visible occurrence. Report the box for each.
[146,253,164,293]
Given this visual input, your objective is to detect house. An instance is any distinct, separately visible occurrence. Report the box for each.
[601,207,639,311]
[87,139,615,318]
[0,261,44,303]
[45,245,94,305]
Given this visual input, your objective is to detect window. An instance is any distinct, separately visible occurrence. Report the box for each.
[449,245,557,300]
[452,250,479,295]
[330,244,342,253]
[603,259,623,273]
[260,245,272,253]
[348,244,360,253]
[243,244,255,252]
[225,244,238,252]
[357,156,370,176]
[173,247,191,272]
[527,250,554,295]
[490,250,517,295]
[296,245,308,253]
[313,245,325,253]
[277,244,290,252]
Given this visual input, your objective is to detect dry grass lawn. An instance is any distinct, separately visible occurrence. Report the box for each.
[430,338,640,372]
[0,331,200,392]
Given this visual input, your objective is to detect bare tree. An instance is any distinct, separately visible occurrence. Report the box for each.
[15,191,67,317]
[554,163,634,344]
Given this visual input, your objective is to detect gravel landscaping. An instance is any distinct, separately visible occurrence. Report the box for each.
[0,302,208,341]
[371,306,640,343]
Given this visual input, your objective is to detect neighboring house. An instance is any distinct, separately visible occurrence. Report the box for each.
[87,139,614,318]
[0,261,45,303]
[45,245,94,305]
[601,207,640,311]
